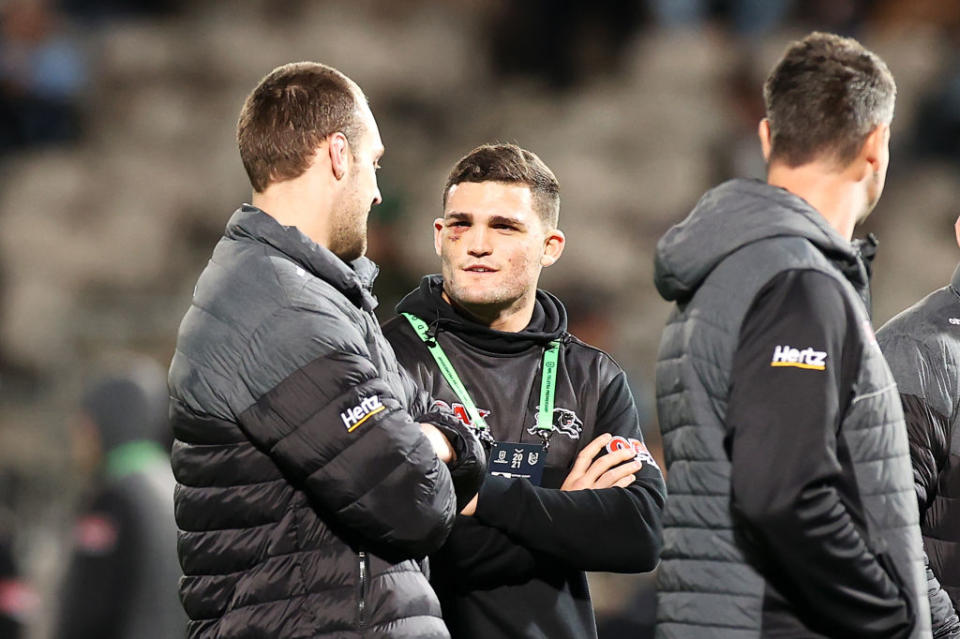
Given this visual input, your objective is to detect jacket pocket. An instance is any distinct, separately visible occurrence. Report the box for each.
[876,551,916,639]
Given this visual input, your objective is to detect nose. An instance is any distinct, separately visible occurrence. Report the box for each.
[372,187,382,207]
[466,225,492,257]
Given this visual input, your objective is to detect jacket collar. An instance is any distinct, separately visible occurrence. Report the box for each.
[951,263,960,296]
[225,204,379,311]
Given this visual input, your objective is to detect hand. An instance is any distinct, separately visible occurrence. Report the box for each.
[561,433,641,491]
[417,409,486,512]
[420,422,455,464]
[460,494,478,516]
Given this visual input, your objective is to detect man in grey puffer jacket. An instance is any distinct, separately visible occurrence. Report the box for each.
[654,32,930,638]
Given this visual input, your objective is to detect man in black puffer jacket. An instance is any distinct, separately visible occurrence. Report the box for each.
[878,219,960,638]
[168,62,485,639]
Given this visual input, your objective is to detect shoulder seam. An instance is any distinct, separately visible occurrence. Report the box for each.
[565,333,626,372]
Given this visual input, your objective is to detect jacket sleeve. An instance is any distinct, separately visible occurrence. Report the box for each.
[430,516,541,591]
[727,269,914,639]
[878,332,960,637]
[233,304,456,559]
[474,366,666,573]
[406,374,488,512]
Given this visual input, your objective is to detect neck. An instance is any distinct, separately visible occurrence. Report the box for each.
[766,161,865,241]
[441,289,536,333]
[252,180,333,247]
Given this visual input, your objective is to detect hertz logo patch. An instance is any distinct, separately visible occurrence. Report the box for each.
[340,395,385,432]
[770,344,827,371]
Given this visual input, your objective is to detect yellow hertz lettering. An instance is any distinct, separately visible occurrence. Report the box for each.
[770,345,827,371]
[341,396,386,432]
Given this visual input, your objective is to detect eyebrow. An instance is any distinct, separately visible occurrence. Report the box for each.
[489,215,525,228]
[444,212,527,228]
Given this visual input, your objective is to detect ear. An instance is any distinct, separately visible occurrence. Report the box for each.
[540,229,565,267]
[758,118,773,162]
[328,132,350,180]
[859,124,888,179]
[954,215,960,251]
[434,217,444,257]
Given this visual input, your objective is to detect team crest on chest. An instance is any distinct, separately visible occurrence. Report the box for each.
[527,407,583,440]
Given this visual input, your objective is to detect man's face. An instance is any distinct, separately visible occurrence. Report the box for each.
[329,102,383,261]
[435,181,556,314]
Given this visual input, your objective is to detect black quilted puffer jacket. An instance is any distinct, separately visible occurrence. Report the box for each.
[168,205,463,639]
[878,266,960,638]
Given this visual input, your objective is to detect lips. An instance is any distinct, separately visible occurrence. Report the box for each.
[463,264,498,273]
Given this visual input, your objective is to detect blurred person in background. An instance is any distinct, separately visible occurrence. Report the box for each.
[486,0,643,90]
[0,538,21,639]
[646,0,793,36]
[0,0,86,153]
[913,74,960,162]
[59,0,184,23]
[876,218,960,638]
[382,143,665,639]
[711,54,768,184]
[909,7,960,165]
[646,0,876,38]
[0,526,34,639]
[0,470,35,639]
[168,62,485,639]
[653,32,930,637]
[53,357,185,639]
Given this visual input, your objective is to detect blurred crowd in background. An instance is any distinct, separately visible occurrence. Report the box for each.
[2,0,960,637]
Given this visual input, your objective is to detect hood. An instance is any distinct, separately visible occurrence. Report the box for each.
[654,179,867,303]
[395,275,567,354]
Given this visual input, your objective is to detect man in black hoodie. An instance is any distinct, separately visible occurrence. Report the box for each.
[383,143,666,639]
[653,32,928,638]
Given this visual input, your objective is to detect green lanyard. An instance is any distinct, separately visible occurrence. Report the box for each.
[402,313,560,438]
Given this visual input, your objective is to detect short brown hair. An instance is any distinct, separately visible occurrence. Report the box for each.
[763,32,896,168]
[237,62,364,193]
[444,144,560,229]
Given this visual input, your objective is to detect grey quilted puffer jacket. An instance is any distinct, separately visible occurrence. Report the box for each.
[653,179,929,638]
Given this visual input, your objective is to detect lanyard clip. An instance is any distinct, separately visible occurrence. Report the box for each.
[538,429,552,451]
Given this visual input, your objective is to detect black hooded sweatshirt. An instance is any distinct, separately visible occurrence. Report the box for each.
[382,276,666,639]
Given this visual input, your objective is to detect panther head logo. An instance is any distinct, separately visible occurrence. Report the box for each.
[527,407,582,440]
